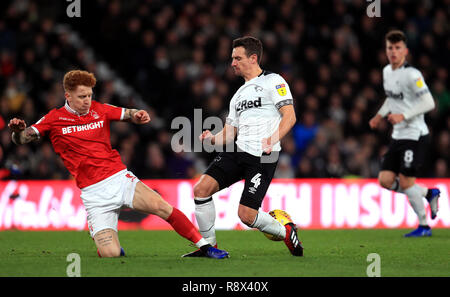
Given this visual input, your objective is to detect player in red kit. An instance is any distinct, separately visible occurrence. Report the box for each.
[8,70,229,259]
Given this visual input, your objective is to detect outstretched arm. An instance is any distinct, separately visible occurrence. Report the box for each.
[8,118,39,145]
[122,108,151,124]
[199,124,237,146]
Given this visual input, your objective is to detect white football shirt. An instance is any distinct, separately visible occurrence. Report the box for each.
[226,70,293,156]
[382,62,430,140]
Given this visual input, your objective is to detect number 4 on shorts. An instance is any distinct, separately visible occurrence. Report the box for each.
[251,173,262,189]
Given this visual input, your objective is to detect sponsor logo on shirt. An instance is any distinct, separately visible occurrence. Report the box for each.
[236,97,262,113]
[385,89,404,100]
[59,117,76,122]
[62,120,104,134]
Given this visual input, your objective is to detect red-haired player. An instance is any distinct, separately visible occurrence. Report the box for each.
[8,70,229,259]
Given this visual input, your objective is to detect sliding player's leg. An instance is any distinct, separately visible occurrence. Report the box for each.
[87,208,125,258]
[94,228,125,257]
[132,181,229,259]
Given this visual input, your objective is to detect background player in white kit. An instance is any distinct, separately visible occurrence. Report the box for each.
[369,30,440,237]
[183,36,303,257]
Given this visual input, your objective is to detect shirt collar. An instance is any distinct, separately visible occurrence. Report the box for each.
[245,70,264,84]
[391,61,409,71]
[65,100,89,116]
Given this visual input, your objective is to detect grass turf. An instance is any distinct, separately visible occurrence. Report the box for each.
[0,229,449,277]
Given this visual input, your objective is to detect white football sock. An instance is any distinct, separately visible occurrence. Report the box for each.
[194,196,216,246]
[416,184,428,197]
[250,209,286,239]
[194,238,209,249]
[390,178,428,197]
[403,184,428,226]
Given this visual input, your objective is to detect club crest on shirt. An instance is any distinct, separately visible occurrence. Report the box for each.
[275,84,287,96]
[90,110,100,119]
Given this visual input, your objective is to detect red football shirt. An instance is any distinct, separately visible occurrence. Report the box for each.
[31,100,127,189]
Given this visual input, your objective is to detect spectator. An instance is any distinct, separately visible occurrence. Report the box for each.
[292,111,319,158]
[0,0,448,180]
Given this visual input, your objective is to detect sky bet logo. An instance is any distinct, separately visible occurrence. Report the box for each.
[236,97,262,114]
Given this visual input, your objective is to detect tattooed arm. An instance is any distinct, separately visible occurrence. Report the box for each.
[122,108,151,124]
[8,118,39,145]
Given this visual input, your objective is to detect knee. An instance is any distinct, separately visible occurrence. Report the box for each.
[378,178,393,189]
[238,208,256,227]
[239,214,254,227]
[399,176,415,190]
[378,175,395,190]
[193,182,212,198]
[193,175,219,198]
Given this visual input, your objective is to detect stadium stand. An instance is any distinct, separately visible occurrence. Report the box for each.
[0,0,449,180]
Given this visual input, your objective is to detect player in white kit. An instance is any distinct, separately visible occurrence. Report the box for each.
[369,30,440,237]
[183,36,303,257]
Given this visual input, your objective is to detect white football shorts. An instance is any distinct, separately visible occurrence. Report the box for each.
[80,169,140,237]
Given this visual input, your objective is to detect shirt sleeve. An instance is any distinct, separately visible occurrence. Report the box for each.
[225,95,238,127]
[268,74,294,109]
[376,99,390,117]
[31,111,54,139]
[102,103,125,121]
[403,91,435,120]
[401,69,434,120]
[407,69,430,98]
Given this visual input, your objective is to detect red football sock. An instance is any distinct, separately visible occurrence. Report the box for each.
[166,207,203,244]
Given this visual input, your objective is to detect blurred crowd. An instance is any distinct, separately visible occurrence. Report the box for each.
[0,0,449,182]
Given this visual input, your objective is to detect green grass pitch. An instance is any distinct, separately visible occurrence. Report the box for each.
[1,229,449,277]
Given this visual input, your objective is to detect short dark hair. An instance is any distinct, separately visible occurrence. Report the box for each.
[385,30,407,44]
[232,36,263,64]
